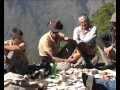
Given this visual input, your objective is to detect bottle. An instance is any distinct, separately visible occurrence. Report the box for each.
[50,62,57,79]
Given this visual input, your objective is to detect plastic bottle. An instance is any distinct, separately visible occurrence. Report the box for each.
[50,62,57,79]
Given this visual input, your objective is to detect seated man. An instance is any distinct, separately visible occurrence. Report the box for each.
[4,28,28,75]
[97,13,116,70]
[38,20,77,76]
[73,14,98,68]
[82,73,116,90]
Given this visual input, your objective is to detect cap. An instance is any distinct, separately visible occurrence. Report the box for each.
[48,20,63,32]
[110,12,116,22]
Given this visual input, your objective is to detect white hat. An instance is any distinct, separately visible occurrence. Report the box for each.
[110,12,116,22]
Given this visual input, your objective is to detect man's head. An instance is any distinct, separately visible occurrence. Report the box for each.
[78,14,90,30]
[10,28,23,44]
[110,12,116,30]
[48,20,63,38]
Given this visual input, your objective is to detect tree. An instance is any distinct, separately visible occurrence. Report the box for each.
[91,2,115,35]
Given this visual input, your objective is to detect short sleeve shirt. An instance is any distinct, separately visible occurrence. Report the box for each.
[4,39,28,65]
[38,31,65,57]
[4,39,26,55]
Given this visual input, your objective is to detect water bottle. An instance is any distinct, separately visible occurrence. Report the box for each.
[50,62,57,79]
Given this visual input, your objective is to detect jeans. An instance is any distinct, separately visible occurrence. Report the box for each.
[95,79,116,90]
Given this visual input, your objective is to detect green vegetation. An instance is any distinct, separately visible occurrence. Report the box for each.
[91,2,115,61]
[91,2,115,35]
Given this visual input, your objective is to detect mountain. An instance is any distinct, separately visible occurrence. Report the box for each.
[4,0,116,64]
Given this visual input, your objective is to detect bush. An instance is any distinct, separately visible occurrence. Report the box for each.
[91,2,115,35]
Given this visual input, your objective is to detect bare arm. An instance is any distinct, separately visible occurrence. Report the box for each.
[4,45,23,52]
[46,51,67,62]
[59,32,71,41]
[64,35,71,41]
[4,42,25,52]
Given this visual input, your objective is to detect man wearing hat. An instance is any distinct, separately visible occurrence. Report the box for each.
[4,28,28,74]
[38,20,77,76]
[97,12,116,70]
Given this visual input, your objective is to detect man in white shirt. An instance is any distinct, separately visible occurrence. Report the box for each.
[73,14,96,46]
[73,14,98,68]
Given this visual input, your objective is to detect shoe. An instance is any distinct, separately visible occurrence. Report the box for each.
[97,64,114,70]
[82,73,96,90]
[82,73,88,86]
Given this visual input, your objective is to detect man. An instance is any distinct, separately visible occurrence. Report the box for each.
[97,12,116,70]
[38,20,77,76]
[73,14,98,68]
[82,73,116,90]
[4,28,28,75]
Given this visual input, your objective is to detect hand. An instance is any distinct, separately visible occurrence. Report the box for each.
[104,46,113,56]
[64,36,70,40]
